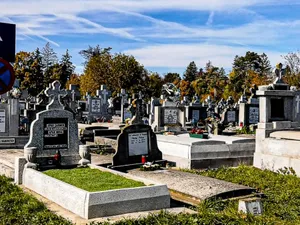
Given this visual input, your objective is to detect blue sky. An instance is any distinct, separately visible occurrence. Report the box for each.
[2,0,300,76]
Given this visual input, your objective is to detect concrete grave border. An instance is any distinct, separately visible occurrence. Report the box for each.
[22,165,170,219]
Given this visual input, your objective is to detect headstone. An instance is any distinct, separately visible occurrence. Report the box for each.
[238,198,262,215]
[24,80,80,167]
[112,124,163,166]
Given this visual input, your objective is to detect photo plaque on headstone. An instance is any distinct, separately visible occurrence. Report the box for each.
[227,111,236,122]
[0,109,5,132]
[192,110,200,121]
[249,107,259,124]
[43,118,68,149]
[164,109,178,124]
[91,99,101,113]
[128,132,148,156]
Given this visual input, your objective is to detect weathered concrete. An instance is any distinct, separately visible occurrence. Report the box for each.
[254,130,300,174]
[23,167,170,219]
[128,169,255,205]
[157,134,255,169]
[269,130,300,141]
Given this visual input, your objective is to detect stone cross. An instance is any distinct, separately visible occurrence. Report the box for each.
[296,95,300,114]
[102,89,109,103]
[45,80,67,110]
[120,89,127,123]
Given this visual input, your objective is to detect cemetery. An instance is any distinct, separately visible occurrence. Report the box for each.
[1,18,300,225]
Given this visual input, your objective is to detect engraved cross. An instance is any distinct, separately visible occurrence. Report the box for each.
[296,95,300,114]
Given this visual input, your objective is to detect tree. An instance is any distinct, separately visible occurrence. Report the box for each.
[230,51,271,100]
[111,53,147,95]
[58,50,75,88]
[41,42,58,88]
[145,72,163,98]
[191,61,228,101]
[163,73,181,84]
[79,45,112,64]
[41,42,58,72]
[66,74,81,89]
[183,61,198,82]
[14,51,32,85]
[282,51,300,88]
[283,51,300,75]
[22,48,44,96]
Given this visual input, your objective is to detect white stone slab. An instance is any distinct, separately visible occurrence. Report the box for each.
[23,168,170,219]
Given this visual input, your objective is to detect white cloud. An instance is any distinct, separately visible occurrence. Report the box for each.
[125,43,283,69]
[206,11,215,26]
[0,0,276,15]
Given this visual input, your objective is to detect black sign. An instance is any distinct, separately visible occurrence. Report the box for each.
[44,118,68,149]
[0,22,16,62]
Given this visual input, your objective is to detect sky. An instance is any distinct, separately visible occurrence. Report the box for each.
[1,0,300,76]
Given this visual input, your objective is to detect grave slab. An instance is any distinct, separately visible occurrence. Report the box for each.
[157,134,255,169]
[128,169,255,205]
[23,167,170,219]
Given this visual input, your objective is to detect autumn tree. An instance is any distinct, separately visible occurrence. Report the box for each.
[191,61,228,101]
[229,51,271,100]
[14,51,32,85]
[66,74,81,89]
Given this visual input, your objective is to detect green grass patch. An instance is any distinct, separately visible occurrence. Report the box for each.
[44,167,145,192]
[181,165,300,224]
[0,175,72,225]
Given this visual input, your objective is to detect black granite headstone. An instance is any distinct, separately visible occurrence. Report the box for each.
[43,118,69,150]
[112,124,162,166]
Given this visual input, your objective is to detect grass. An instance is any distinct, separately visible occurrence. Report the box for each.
[0,175,72,225]
[182,165,300,224]
[3,165,299,224]
[44,167,145,192]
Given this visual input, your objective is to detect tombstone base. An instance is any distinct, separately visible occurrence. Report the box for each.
[24,162,37,170]
[78,158,90,166]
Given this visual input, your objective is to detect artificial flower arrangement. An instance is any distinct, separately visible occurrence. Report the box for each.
[189,127,209,139]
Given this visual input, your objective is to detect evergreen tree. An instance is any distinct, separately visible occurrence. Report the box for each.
[183,61,198,82]
[41,42,58,88]
[59,50,75,88]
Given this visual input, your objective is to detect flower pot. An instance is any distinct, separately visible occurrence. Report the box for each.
[189,133,209,139]
[79,145,91,166]
[24,147,37,169]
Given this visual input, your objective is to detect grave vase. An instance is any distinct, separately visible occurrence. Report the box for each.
[79,145,91,166]
[24,147,37,169]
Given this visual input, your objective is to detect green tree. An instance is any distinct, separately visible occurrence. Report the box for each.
[23,48,44,96]
[58,50,75,88]
[145,72,163,98]
[230,51,271,100]
[183,61,198,82]
[163,73,181,84]
[192,61,228,101]
[79,45,112,64]
[111,53,147,95]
